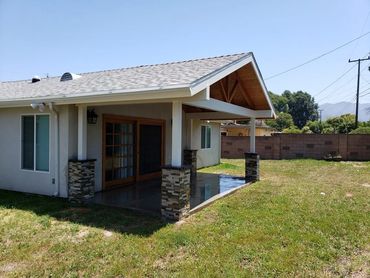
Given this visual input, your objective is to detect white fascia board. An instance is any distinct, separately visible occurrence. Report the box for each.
[189,53,253,95]
[72,88,210,107]
[249,54,276,118]
[186,110,273,120]
[186,112,249,120]
[184,98,260,118]
[0,87,191,108]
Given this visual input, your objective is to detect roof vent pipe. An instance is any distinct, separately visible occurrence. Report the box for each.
[31,76,41,83]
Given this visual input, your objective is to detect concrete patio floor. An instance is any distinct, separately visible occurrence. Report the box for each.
[92,173,246,215]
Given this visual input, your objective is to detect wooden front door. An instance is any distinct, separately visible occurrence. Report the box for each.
[103,115,164,190]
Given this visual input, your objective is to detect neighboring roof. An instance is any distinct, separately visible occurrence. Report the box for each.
[221,120,274,129]
[0,53,250,102]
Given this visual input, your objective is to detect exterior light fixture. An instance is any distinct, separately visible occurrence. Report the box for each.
[30,102,46,112]
[87,109,98,124]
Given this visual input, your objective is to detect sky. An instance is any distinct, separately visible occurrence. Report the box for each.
[0,0,369,104]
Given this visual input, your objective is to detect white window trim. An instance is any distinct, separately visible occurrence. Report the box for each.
[20,113,51,173]
[201,125,211,149]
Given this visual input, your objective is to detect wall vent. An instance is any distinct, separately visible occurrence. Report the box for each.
[31,76,41,83]
[60,72,81,82]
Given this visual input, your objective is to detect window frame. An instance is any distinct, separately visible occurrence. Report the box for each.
[20,113,51,173]
[201,125,211,149]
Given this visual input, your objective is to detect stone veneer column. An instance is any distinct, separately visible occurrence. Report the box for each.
[161,166,191,220]
[68,159,96,204]
[245,153,260,183]
[183,149,197,177]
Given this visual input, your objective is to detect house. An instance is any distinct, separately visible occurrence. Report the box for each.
[0,53,275,219]
[221,120,275,136]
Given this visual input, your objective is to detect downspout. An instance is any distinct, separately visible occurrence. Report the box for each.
[49,103,60,197]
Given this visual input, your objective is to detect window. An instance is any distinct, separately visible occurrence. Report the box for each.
[201,125,211,149]
[21,115,50,171]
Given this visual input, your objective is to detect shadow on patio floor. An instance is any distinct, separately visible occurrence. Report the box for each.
[0,189,167,236]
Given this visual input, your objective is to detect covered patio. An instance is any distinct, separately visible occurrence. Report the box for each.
[92,172,246,215]
[67,53,275,220]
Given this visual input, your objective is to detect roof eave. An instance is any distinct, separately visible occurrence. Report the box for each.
[0,86,192,108]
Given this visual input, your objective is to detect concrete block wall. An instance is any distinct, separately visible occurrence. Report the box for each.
[221,134,370,161]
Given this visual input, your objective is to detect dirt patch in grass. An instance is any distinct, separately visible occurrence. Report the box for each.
[323,246,370,277]
[103,230,113,238]
[0,262,26,275]
[153,247,188,271]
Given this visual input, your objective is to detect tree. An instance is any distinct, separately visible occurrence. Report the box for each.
[268,91,289,113]
[326,114,356,134]
[265,112,294,131]
[305,120,331,134]
[282,90,319,129]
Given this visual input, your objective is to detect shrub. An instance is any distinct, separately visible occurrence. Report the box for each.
[282,127,301,134]
[349,127,370,134]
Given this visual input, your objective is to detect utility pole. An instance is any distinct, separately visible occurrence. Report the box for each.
[348,56,370,128]
[318,109,323,123]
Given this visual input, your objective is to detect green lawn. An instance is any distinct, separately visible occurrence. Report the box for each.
[1,159,369,277]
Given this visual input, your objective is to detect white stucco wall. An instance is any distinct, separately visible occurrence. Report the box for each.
[0,105,73,197]
[190,120,221,168]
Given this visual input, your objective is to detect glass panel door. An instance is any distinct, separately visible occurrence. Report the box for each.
[139,124,162,175]
[104,120,135,188]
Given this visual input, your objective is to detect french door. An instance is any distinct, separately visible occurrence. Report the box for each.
[103,118,136,189]
[103,115,164,190]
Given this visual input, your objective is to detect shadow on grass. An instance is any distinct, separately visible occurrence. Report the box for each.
[0,189,167,236]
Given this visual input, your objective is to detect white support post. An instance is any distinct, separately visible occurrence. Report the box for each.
[77,105,87,160]
[250,117,256,153]
[172,101,182,167]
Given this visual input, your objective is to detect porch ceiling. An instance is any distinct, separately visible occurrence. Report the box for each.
[210,62,270,111]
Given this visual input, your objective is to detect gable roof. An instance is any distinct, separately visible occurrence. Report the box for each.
[0,53,250,102]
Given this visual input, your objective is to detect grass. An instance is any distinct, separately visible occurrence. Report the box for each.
[1,159,369,277]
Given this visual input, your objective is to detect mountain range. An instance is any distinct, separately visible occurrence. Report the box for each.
[319,102,370,122]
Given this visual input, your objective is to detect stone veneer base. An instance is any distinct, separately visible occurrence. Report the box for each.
[68,159,96,204]
[183,149,197,177]
[245,152,260,183]
[161,166,191,220]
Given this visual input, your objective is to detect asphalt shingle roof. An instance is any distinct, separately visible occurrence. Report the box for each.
[0,53,250,101]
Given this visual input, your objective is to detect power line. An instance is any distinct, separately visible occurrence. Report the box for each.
[316,61,370,103]
[314,55,369,101]
[314,64,356,98]
[266,31,370,80]
[359,87,370,97]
